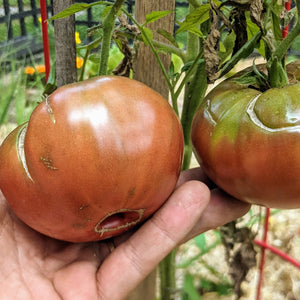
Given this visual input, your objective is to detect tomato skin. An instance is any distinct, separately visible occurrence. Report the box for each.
[191,69,300,209]
[0,76,184,242]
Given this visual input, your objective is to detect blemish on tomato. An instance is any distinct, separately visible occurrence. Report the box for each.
[128,187,136,197]
[40,156,58,170]
[94,208,145,236]
[79,204,89,210]
[17,124,34,182]
[45,96,56,124]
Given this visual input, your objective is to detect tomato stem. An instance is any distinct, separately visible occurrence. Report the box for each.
[181,60,207,170]
[159,3,207,298]
[98,0,125,76]
[159,250,177,299]
[266,0,300,88]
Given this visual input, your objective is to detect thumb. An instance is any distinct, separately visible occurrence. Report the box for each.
[96,181,210,300]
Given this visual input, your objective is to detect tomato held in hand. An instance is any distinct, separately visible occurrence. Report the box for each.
[191,63,300,209]
[0,76,184,242]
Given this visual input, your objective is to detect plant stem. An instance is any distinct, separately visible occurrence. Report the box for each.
[124,11,179,114]
[181,60,207,170]
[159,250,177,299]
[266,0,300,88]
[79,48,90,81]
[116,29,186,61]
[98,0,125,75]
[159,3,207,298]
[272,0,300,63]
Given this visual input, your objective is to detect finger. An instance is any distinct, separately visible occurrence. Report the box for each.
[177,167,216,189]
[182,189,251,243]
[96,180,210,300]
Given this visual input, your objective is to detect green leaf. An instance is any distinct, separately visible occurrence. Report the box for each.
[157,28,178,47]
[145,10,173,25]
[76,36,103,52]
[186,27,204,38]
[182,273,202,300]
[194,233,206,252]
[181,58,204,73]
[220,30,262,78]
[246,19,265,58]
[168,61,175,78]
[141,27,153,45]
[43,61,57,96]
[218,32,236,63]
[271,10,282,42]
[48,1,109,21]
[176,3,219,34]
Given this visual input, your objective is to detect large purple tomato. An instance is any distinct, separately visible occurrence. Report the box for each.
[191,62,300,209]
[0,76,184,242]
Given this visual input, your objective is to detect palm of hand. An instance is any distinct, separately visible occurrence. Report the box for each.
[0,168,250,300]
[0,196,112,300]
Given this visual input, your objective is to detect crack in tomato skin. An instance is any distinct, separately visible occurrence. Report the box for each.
[17,124,34,182]
[45,96,56,124]
[247,94,300,133]
[94,208,145,237]
[0,76,184,242]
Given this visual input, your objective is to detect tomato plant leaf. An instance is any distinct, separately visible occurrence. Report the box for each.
[145,10,173,25]
[194,233,206,252]
[220,30,262,78]
[271,10,283,43]
[43,62,57,96]
[182,273,202,300]
[282,7,297,28]
[181,58,204,73]
[141,27,153,45]
[48,1,110,21]
[186,27,204,38]
[156,28,178,47]
[176,4,211,34]
[219,31,236,64]
[77,36,103,52]
[246,19,265,58]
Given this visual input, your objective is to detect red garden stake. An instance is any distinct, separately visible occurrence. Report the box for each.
[282,0,292,38]
[255,207,270,300]
[40,0,50,82]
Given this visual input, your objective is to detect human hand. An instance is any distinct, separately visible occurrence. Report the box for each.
[0,167,250,300]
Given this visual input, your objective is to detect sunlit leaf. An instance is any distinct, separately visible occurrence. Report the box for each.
[182,273,202,300]
[194,233,206,252]
[176,4,210,34]
[145,10,173,24]
[141,27,153,45]
[48,1,110,21]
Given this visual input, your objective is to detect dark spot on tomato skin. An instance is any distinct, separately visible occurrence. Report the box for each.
[128,187,136,197]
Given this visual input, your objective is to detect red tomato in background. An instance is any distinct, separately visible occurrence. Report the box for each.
[191,62,300,209]
[0,76,184,242]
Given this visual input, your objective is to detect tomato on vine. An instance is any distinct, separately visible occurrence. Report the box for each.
[0,76,184,242]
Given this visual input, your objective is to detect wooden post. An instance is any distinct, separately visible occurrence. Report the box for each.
[133,0,175,99]
[126,1,175,299]
[53,0,77,87]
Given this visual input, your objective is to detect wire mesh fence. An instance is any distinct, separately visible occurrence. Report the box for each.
[0,0,188,59]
